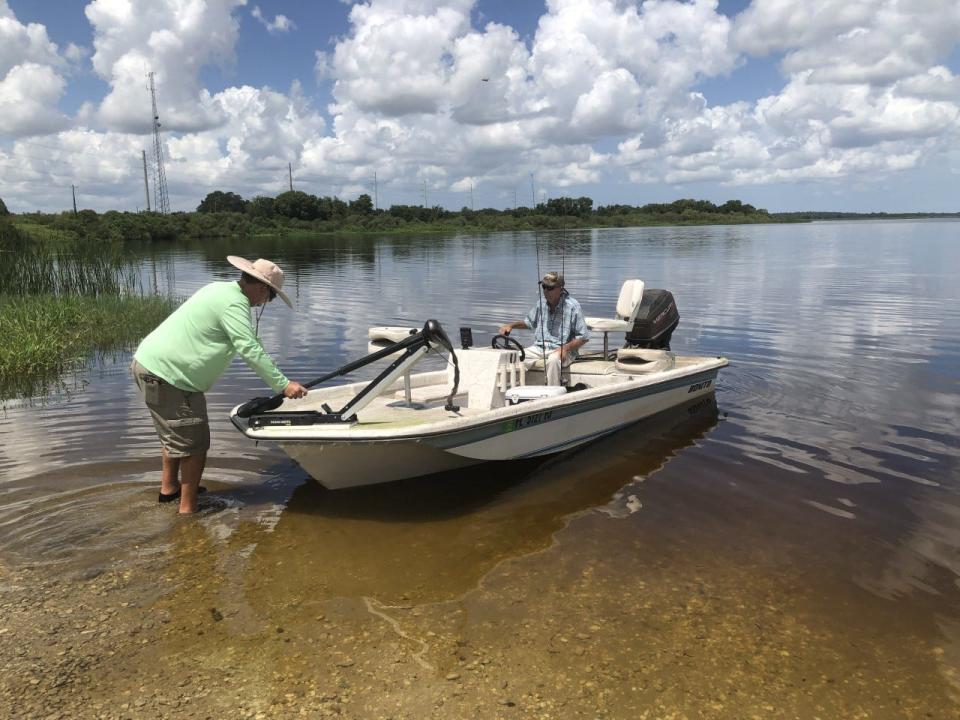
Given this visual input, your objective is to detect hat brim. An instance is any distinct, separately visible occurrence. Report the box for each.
[227,255,292,308]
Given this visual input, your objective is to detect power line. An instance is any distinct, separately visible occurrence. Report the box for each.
[1,153,541,211]
[0,153,83,170]
[9,139,133,160]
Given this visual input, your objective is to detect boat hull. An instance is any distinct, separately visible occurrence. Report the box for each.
[447,367,718,460]
[282,440,481,490]
[273,365,721,489]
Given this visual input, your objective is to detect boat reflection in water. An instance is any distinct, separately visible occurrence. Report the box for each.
[238,395,721,605]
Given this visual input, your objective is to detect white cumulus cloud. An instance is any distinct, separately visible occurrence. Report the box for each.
[86,0,246,133]
[251,6,296,34]
[0,0,70,138]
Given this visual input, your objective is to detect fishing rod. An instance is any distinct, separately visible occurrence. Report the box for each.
[560,223,566,376]
[535,229,547,385]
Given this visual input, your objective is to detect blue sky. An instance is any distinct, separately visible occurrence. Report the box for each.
[1,0,959,213]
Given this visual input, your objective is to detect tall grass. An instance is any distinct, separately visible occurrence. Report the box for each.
[0,294,176,399]
[0,218,176,399]
[1,218,140,296]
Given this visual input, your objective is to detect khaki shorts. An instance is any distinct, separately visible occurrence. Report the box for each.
[131,360,210,457]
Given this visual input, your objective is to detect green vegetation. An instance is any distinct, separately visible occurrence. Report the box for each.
[0,215,176,399]
[0,294,176,399]
[5,192,957,245]
[8,194,783,244]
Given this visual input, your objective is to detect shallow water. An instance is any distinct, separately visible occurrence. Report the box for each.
[1,221,959,717]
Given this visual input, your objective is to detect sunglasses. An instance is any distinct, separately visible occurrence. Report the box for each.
[268,287,277,301]
[541,283,560,291]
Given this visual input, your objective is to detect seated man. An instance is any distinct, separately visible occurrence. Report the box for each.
[498,271,590,386]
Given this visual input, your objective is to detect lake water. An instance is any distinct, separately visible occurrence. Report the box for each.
[1,220,958,717]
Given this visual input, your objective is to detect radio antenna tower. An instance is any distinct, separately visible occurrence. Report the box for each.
[148,72,170,214]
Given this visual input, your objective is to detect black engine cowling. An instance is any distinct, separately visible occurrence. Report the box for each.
[624,289,679,350]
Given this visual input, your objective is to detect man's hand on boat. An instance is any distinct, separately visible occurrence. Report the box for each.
[283,380,309,399]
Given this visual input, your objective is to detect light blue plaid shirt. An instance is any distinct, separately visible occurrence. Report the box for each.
[524,291,590,354]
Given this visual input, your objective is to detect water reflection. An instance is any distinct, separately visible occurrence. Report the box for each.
[231,398,720,606]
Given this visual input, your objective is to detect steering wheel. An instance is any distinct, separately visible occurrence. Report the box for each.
[491,334,525,361]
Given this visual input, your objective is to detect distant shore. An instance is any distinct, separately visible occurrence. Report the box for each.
[5,193,958,245]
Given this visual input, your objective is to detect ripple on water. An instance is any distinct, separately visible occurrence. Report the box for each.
[0,224,958,714]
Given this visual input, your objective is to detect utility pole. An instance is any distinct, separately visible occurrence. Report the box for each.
[71,185,78,214]
[148,72,170,213]
[513,188,517,210]
[530,173,535,208]
[141,150,151,212]
[470,182,474,211]
[374,171,378,211]
[288,162,293,192]
[422,179,428,208]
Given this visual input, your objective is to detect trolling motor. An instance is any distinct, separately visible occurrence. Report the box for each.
[236,319,460,426]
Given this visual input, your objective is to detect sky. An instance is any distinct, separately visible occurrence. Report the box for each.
[1,0,958,214]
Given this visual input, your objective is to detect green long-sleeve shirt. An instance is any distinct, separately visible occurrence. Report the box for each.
[134,281,289,393]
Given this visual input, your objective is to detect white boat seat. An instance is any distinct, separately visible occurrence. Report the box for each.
[615,348,674,374]
[585,280,645,358]
[367,326,418,353]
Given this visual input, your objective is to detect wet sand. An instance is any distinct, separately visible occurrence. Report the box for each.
[2,402,957,719]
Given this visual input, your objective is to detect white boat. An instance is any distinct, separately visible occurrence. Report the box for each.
[230,282,728,490]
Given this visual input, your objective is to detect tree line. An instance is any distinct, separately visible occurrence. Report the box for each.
[195,189,769,221]
[2,191,784,245]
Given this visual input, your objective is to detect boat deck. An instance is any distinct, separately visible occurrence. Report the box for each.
[247,354,721,434]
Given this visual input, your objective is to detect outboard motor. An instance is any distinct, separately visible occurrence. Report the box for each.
[624,289,679,350]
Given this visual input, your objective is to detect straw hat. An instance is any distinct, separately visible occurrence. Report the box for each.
[227,255,292,308]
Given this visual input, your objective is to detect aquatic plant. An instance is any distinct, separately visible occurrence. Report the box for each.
[1,218,141,297]
[0,294,176,400]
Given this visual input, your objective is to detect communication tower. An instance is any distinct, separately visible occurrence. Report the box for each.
[148,72,170,214]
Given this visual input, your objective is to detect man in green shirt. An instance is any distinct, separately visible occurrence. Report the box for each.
[132,256,307,514]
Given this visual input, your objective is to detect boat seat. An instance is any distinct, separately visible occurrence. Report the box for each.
[367,326,418,353]
[585,280,645,358]
[615,348,674,374]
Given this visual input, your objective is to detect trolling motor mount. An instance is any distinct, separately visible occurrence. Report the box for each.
[240,319,461,424]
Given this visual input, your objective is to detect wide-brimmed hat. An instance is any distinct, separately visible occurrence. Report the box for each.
[227,255,292,308]
[541,271,564,289]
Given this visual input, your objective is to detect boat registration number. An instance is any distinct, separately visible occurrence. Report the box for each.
[504,410,554,432]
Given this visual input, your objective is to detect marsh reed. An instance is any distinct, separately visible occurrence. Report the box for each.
[0,219,176,399]
[0,220,141,297]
